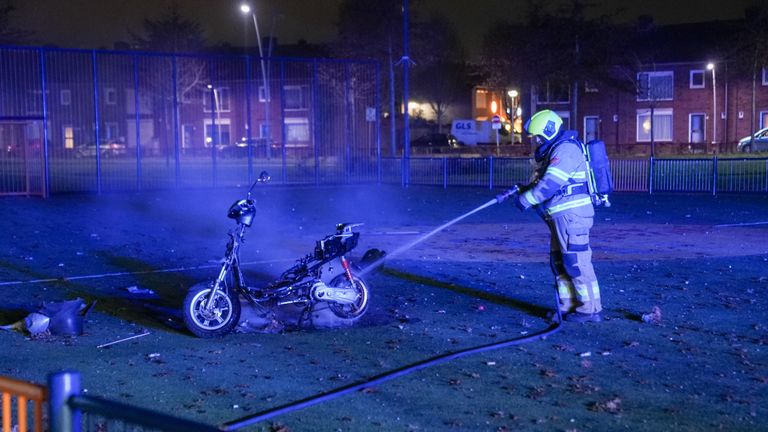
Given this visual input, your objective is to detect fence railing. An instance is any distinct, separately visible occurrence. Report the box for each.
[4,153,768,196]
[0,375,46,432]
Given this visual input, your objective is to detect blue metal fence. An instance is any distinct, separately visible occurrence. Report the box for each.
[2,46,768,196]
[0,46,382,195]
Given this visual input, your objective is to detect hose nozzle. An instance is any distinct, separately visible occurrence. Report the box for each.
[495,185,520,204]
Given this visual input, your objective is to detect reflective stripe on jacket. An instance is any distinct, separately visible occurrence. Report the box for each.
[520,131,595,218]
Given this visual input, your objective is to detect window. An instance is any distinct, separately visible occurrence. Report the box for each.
[763,68,768,86]
[258,85,273,102]
[259,122,271,138]
[284,118,309,143]
[105,88,117,105]
[104,122,119,140]
[761,111,768,129]
[182,124,194,149]
[689,70,705,89]
[583,116,600,142]
[284,86,309,110]
[203,87,230,112]
[204,119,231,146]
[60,89,72,106]
[475,89,487,111]
[688,113,705,143]
[637,108,673,142]
[637,71,674,101]
[27,90,44,114]
[537,80,569,104]
[63,126,75,149]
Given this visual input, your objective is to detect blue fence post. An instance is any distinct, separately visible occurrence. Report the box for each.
[712,155,718,196]
[245,55,254,184]
[489,155,494,190]
[38,48,51,197]
[91,50,102,193]
[344,63,352,185]
[375,61,382,185]
[133,54,142,190]
[443,157,448,189]
[312,59,320,186]
[171,56,181,188]
[648,156,654,194]
[49,370,82,432]
[279,60,287,182]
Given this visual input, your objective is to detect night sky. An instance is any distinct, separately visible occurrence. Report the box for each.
[9,0,761,56]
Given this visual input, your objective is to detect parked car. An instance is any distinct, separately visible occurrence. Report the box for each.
[216,138,275,158]
[410,133,460,149]
[75,140,127,158]
[737,127,768,153]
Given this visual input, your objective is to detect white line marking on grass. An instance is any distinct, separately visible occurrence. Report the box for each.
[0,259,295,287]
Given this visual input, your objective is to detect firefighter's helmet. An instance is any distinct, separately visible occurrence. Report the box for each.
[524,110,563,142]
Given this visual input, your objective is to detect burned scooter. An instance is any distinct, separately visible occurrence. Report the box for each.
[183,172,370,338]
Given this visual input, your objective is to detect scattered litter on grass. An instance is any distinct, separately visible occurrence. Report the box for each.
[579,352,592,358]
[589,397,622,414]
[97,331,150,348]
[124,285,158,298]
[642,306,663,324]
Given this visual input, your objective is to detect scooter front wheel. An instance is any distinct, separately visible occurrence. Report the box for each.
[183,282,241,338]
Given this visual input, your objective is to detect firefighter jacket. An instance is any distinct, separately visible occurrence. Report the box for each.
[518,130,595,218]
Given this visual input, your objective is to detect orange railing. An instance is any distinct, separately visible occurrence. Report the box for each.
[0,375,47,432]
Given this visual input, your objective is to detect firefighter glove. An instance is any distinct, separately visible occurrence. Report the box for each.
[514,192,528,212]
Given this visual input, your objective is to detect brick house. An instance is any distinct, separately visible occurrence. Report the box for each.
[530,20,768,156]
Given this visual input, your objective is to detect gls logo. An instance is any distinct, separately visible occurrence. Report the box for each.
[454,122,474,130]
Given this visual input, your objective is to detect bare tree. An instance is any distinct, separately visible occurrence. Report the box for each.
[130,4,209,158]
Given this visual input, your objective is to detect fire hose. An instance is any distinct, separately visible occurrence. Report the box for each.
[222,190,563,430]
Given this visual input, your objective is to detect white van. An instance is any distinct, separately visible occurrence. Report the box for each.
[450,120,498,146]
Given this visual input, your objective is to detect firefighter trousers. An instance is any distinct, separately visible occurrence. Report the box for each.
[546,213,602,314]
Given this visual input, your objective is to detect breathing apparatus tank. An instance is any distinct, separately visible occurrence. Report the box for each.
[583,139,613,207]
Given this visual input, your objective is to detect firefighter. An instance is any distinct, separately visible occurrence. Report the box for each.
[497,109,602,323]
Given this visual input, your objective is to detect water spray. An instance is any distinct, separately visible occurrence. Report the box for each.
[359,197,500,277]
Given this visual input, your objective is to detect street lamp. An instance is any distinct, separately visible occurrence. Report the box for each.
[207,84,221,147]
[707,62,717,150]
[240,3,271,157]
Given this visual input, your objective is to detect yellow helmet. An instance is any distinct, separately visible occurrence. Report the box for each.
[524,110,563,141]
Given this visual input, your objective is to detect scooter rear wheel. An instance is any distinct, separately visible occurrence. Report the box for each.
[183,282,241,338]
[327,273,370,320]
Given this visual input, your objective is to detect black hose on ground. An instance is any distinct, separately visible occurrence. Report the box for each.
[221,198,564,430]
[222,295,562,430]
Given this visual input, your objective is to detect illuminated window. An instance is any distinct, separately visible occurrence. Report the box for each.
[475,89,487,111]
[689,70,704,89]
[63,126,74,149]
[284,117,309,143]
[637,71,674,101]
[636,108,673,142]
[763,68,768,86]
[204,119,231,146]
